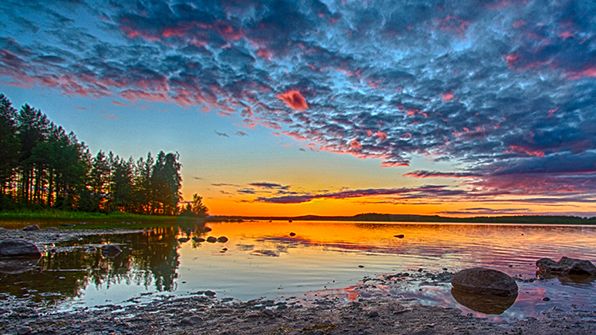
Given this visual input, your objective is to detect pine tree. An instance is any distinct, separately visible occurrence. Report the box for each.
[0,95,20,208]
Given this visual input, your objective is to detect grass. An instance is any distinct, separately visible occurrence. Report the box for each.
[0,209,178,221]
[0,209,194,229]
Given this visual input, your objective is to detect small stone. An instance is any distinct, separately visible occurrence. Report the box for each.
[16,325,33,335]
[543,297,550,301]
[101,244,122,257]
[216,236,229,243]
[178,237,190,243]
[394,234,405,239]
[206,236,217,243]
[289,232,296,237]
[358,265,364,268]
[22,224,40,232]
[192,237,205,242]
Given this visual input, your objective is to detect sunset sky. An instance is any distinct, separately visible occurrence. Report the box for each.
[1,0,594,217]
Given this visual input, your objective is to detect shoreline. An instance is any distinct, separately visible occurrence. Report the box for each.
[2,279,594,335]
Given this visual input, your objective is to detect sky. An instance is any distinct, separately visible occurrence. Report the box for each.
[0,0,595,217]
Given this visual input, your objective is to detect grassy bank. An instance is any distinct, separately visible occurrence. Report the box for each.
[0,209,178,221]
[0,209,207,230]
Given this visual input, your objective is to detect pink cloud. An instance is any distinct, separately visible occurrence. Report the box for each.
[277,90,309,111]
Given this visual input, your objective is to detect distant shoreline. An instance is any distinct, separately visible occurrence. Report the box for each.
[1,210,594,226]
[209,213,596,225]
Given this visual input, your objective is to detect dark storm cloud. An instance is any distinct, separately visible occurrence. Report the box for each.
[1,0,594,199]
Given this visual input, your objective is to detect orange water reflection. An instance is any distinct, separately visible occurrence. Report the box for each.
[1,220,594,318]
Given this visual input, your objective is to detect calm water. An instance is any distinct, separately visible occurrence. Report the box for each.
[1,220,595,319]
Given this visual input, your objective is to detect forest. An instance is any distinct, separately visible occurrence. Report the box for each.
[0,94,202,216]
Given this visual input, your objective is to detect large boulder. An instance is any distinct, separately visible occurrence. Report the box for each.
[0,239,41,257]
[451,267,518,297]
[537,257,596,276]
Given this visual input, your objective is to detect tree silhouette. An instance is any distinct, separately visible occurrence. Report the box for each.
[0,93,193,215]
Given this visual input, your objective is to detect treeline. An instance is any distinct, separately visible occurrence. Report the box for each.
[0,94,183,215]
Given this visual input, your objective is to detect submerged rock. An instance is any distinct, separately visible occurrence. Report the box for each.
[0,257,40,274]
[536,257,596,277]
[216,236,228,243]
[101,244,122,257]
[0,239,41,257]
[206,236,217,243]
[22,224,41,232]
[451,267,518,297]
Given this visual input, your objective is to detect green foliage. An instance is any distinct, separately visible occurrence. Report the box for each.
[0,93,198,216]
[182,193,209,217]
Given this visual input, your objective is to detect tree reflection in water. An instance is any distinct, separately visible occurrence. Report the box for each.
[0,220,210,304]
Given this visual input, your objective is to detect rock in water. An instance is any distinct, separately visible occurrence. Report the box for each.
[537,257,596,276]
[0,239,41,257]
[216,236,228,243]
[394,234,405,239]
[192,236,205,242]
[101,244,122,257]
[451,267,518,297]
[206,236,217,243]
[22,224,41,231]
[178,237,190,243]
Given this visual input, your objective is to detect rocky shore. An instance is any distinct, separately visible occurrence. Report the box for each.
[1,288,595,335]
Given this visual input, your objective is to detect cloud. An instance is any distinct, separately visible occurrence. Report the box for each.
[276,90,308,111]
[0,0,594,204]
[248,182,289,190]
[403,171,481,178]
[255,185,466,204]
[211,183,240,187]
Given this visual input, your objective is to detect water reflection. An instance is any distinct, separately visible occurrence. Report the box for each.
[0,220,594,316]
[0,220,211,303]
[451,288,518,314]
[0,256,41,275]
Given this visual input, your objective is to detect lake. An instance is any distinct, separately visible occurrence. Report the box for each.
[1,220,595,319]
